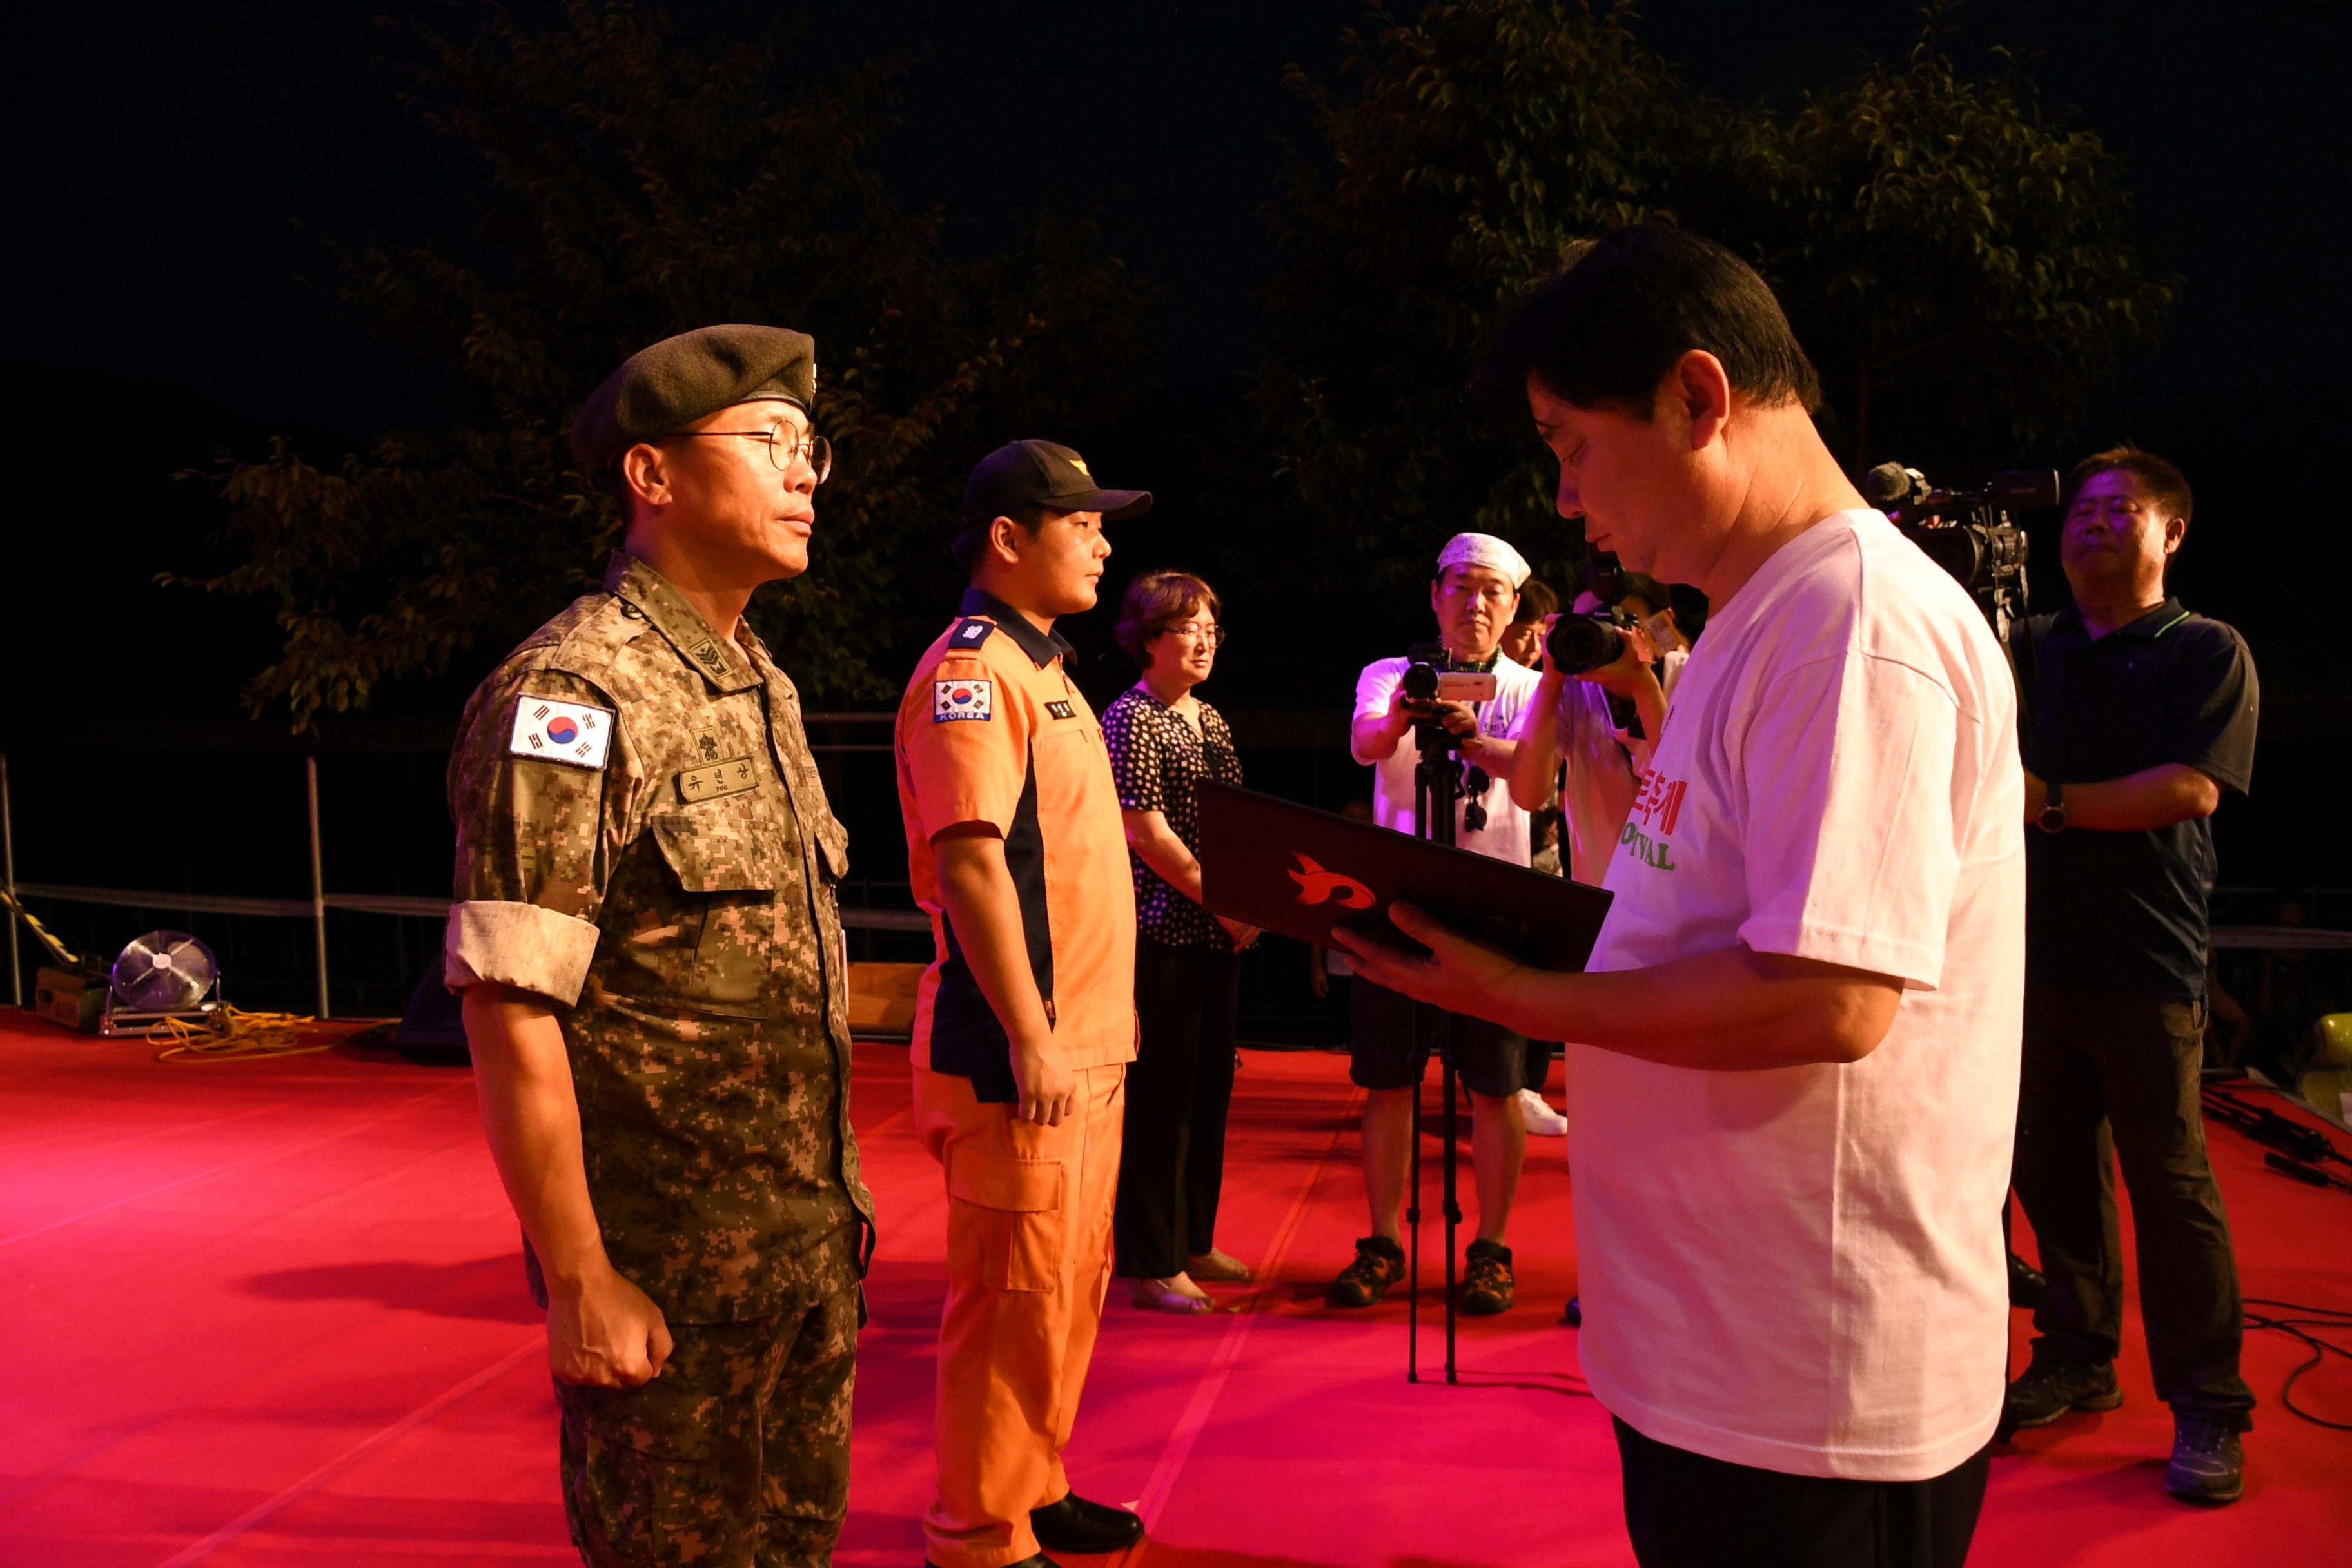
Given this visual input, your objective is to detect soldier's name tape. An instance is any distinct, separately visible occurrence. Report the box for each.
[934,679,994,723]
[511,694,617,769]
[678,757,757,803]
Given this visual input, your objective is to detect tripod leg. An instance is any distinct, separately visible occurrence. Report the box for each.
[1407,1058,1422,1384]
[1442,1015,1460,1385]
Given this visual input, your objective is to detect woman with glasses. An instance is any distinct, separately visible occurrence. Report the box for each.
[1102,571,1256,1313]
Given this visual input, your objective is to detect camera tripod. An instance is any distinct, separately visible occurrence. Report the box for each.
[1404,710,1474,1386]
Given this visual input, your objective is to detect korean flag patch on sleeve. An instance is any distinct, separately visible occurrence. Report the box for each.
[934,678,994,723]
[510,693,617,769]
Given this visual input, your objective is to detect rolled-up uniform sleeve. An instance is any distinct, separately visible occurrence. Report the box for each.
[444,666,634,1003]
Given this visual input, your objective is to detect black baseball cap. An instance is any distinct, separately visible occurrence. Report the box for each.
[956,439,1152,529]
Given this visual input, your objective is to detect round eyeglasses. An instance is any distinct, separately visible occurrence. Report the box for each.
[1162,622,1228,647]
[670,426,833,484]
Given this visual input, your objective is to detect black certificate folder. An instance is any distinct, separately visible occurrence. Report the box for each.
[1195,780,1614,972]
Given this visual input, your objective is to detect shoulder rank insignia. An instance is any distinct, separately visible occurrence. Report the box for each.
[934,678,994,723]
[950,616,995,649]
[511,694,616,769]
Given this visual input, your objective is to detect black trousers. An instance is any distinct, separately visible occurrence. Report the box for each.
[2011,984,2255,1428]
[1614,1419,1988,1568]
[1113,936,1241,1279]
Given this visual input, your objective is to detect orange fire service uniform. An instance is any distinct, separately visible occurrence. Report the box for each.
[894,588,1138,1568]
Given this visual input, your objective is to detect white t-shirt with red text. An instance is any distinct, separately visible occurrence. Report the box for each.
[1568,509,2024,1481]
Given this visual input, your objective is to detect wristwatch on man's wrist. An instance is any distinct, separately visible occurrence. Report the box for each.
[2037,780,2068,835]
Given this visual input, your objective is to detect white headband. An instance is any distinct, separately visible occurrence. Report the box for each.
[1436,532,1531,589]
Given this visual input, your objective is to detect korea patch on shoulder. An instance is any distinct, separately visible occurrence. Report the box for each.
[511,693,616,769]
[934,678,994,723]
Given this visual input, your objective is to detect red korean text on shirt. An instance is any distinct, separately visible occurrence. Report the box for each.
[1631,770,1688,835]
[1620,769,1688,872]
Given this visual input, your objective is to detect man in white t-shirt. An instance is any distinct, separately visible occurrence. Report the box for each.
[1336,226,2021,1568]
[1328,532,1545,1318]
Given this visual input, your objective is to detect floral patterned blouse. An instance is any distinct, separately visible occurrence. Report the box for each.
[1101,683,1244,948]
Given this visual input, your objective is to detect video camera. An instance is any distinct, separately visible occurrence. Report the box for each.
[1400,642,1495,832]
[1400,644,1499,709]
[1863,464,2058,638]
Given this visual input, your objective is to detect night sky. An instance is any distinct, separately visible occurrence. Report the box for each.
[5,0,2344,435]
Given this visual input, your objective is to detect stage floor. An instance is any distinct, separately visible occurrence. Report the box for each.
[4,1012,2347,1566]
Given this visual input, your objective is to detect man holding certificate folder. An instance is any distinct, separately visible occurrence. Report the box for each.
[1334,226,2024,1568]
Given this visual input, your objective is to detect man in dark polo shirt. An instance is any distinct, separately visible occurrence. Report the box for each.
[2004,446,2259,1505]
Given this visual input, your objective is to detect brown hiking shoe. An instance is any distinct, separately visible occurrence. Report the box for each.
[1460,1239,1516,1315]
[1329,1235,1407,1307]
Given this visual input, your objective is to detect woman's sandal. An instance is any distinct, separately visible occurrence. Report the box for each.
[1185,1250,1255,1284]
[1128,1275,1216,1313]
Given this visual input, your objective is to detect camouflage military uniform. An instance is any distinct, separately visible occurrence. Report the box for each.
[446,550,876,1568]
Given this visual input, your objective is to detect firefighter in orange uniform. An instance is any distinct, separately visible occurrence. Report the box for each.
[894,440,1152,1568]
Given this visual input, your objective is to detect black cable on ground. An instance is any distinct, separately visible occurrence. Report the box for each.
[2243,1297,2352,1431]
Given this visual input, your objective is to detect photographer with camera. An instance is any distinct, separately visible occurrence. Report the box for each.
[1336,226,2023,1568]
[1508,581,1665,886]
[1327,533,1543,1317]
[2002,447,2260,1505]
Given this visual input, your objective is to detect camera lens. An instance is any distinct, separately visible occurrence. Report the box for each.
[1546,613,1626,675]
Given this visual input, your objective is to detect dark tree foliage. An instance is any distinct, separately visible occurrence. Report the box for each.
[1738,34,2178,469]
[1253,1,1706,598]
[179,1,1150,729]
[1255,0,2174,600]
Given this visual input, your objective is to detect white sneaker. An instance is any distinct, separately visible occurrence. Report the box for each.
[1515,1088,1569,1137]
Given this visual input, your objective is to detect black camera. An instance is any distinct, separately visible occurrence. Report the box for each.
[1400,643,1494,832]
[1545,605,1637,676]
[1400,643,1500,707]
[1863,464,2058,637]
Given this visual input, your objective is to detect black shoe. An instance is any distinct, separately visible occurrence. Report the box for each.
[1030,1493,1144,1554]
[2007,1251,2046,1309]
[928,1559,1059,1568]
[2001,1357,2121,1435]
[1460,1239,1515,1315]
[1329,1235,1406,1307]
[2164,1416,2245,1505]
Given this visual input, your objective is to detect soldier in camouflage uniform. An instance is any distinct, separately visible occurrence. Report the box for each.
[445,324,875,1567]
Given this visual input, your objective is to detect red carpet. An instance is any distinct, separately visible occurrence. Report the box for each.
[3,1010,2346,1566]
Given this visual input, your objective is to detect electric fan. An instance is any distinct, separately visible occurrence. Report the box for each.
[101,930,227,1037]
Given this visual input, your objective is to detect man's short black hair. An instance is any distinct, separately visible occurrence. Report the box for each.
[950,503,1052,574]
[2061,445,2193,533]
[1511,576,1560,625]
[1478,224,1822,418]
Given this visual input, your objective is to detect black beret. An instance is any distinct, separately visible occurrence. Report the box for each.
[570,324,816,467]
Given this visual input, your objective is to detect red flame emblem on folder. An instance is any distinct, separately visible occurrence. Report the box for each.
[1289,853,1375,910]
